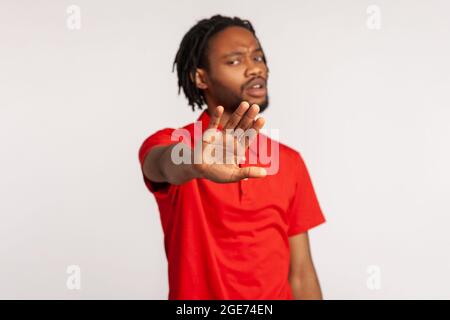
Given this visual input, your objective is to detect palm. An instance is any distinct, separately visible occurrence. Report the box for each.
[193,102,266,183]
[199,132,244,183]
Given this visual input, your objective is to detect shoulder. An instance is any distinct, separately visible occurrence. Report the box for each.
[258,132,304,165]
[138,118,198,162]
[139,127,176,150]
[140,118,197,147]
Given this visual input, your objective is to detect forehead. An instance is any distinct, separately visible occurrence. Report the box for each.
[207,26,260,55]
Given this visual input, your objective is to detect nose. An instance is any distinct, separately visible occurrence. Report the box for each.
[244,58,265,78]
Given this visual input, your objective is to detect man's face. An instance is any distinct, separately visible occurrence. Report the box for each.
[199,26,269,113]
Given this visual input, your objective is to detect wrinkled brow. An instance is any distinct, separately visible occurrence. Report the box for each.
[221,47,263,59]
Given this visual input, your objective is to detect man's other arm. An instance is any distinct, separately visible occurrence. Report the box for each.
[288,232,323,300]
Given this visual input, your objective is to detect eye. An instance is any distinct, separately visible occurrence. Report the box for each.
[227,59,240,65]
[254,56,264,62]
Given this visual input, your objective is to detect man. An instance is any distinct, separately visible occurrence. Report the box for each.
[139,15,326,300]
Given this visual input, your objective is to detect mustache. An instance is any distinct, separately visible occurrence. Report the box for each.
[242,77,267,90]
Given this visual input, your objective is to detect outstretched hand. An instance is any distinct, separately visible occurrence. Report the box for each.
[193,101,266,183]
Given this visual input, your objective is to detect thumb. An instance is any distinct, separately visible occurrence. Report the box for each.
[234,166,267,181]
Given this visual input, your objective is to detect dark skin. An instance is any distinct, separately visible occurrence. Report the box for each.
[143,26,323,299]
[193,26,269,127]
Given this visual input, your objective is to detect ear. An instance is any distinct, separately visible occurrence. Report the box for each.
[191,68,208,90]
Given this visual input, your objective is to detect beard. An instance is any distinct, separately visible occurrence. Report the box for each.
[208,77,269,114]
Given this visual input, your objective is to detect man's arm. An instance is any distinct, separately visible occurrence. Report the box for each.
[288,232,323,300]
[142,103,267,185]
[142,143,202,185]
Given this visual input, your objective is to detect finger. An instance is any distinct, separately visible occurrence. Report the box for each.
[207,106,224,130]
[236,104,260,131]
[253,116,265,131]
[243,117,265,149]
[232,166,267,181]
[223,101,250,130]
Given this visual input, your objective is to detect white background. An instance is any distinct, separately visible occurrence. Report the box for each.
[1,0,449,299]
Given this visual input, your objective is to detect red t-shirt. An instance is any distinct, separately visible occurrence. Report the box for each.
[138,110,326,300]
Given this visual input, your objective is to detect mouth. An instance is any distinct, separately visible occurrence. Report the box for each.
[245,86,267,98]
[244,78,267,98]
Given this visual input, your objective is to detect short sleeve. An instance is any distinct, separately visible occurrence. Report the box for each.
[138,128,177,195]
[287,152,326,236]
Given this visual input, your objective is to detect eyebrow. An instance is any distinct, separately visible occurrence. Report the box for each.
[221,47,263,59]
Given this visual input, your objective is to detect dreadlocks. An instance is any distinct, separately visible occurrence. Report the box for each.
[172,15,261,111]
